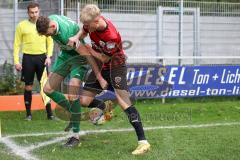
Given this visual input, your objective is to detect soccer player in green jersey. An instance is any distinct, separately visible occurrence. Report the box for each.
[36,15,108,147]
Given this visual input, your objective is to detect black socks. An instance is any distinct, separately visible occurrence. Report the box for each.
[45,103,53,118]
[124,106,146,141]
[88,98,106,111]
[24,90,32,116]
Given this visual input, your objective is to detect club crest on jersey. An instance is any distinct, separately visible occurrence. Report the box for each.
[106,41,116,49]
[99,40,105,47]
[115,76,122,84]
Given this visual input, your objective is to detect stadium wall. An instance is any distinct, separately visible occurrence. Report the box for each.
[0,95,56,111]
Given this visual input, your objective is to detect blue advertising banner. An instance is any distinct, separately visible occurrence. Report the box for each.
[96,65,240,100]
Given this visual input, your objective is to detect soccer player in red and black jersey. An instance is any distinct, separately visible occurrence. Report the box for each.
[68,4,151,155]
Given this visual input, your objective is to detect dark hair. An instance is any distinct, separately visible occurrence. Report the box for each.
[27,2,40,11]
[36,16,50,35]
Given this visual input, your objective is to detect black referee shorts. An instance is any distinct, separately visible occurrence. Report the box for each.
[83,65,129,94]
[21,53,47,85]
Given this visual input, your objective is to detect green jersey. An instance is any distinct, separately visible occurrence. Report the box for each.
[49,15,88,80]
[49,15,80,56]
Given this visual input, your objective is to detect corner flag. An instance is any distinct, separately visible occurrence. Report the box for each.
[40,67,51,106]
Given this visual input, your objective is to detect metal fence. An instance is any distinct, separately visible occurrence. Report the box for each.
[1,0,240,68]
[0,0,61,67]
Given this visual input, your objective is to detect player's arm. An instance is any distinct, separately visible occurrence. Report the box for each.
[86,55,108,89]
[85,38,121,63]
[45,36,54,66]
[69,28,108,89]
[75,42,108,89]
[85,45,111,63]
[13,24,22,71]
[68,29,88,47]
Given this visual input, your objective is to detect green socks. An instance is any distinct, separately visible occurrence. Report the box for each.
[46,91,81,133]
[46,91,71,111]
[69,99,81,133]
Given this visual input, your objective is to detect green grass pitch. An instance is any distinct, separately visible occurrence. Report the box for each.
[0,98,240,160]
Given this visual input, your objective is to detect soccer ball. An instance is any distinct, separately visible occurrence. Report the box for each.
[89,108,105,125]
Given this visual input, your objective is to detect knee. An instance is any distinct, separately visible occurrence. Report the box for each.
[43,83,53,95]
[68,94,79,101]
[25,85,32,91]
[69,78,81,88]
[79,96,92,107]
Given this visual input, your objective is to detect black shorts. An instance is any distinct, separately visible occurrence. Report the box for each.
[21,53,46,85]
[83,65,128,94]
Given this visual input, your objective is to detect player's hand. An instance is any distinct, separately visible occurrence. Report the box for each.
[15,63,22,71]
[67,36,79,48]
[76,44,91,56]
[98,76,108,90]
[44,56,51,67]
[85,44,94,54]
[85,44,92,50]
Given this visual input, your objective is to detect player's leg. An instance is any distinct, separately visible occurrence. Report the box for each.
[63,88,98,131]
[35,54,53,119]
[21,54,35,120]
[80,90,108,124]
[43,55,72,111]
[111,65,150,155]
[115,89,150,155]
[63,62,88,147]
[24,85,33,120]
[43,73,71,110]
[75,42,110,113]
[81,69,113,124]
[64,77,82,147]
[81,69,105,110]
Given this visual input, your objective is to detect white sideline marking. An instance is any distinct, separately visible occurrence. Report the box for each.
[4,121,240,139]
[0,132,88,160]
[1,137,38,160]
[27,136,68,151]
[27,132,87,151]
[6,131,67,138]
[1,122,240,160]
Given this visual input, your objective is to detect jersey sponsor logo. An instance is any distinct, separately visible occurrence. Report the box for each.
[91,41,98,49]
[91,41,95,45]
[106,41,116,49]
[91,41,105,54]
[99,40,105,47]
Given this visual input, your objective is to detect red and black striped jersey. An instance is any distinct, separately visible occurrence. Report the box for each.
[83,16,126,70]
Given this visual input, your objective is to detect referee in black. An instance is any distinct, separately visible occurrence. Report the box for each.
[13,2,54,120]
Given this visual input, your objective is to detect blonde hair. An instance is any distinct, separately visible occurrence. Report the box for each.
[80,4,101,23]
